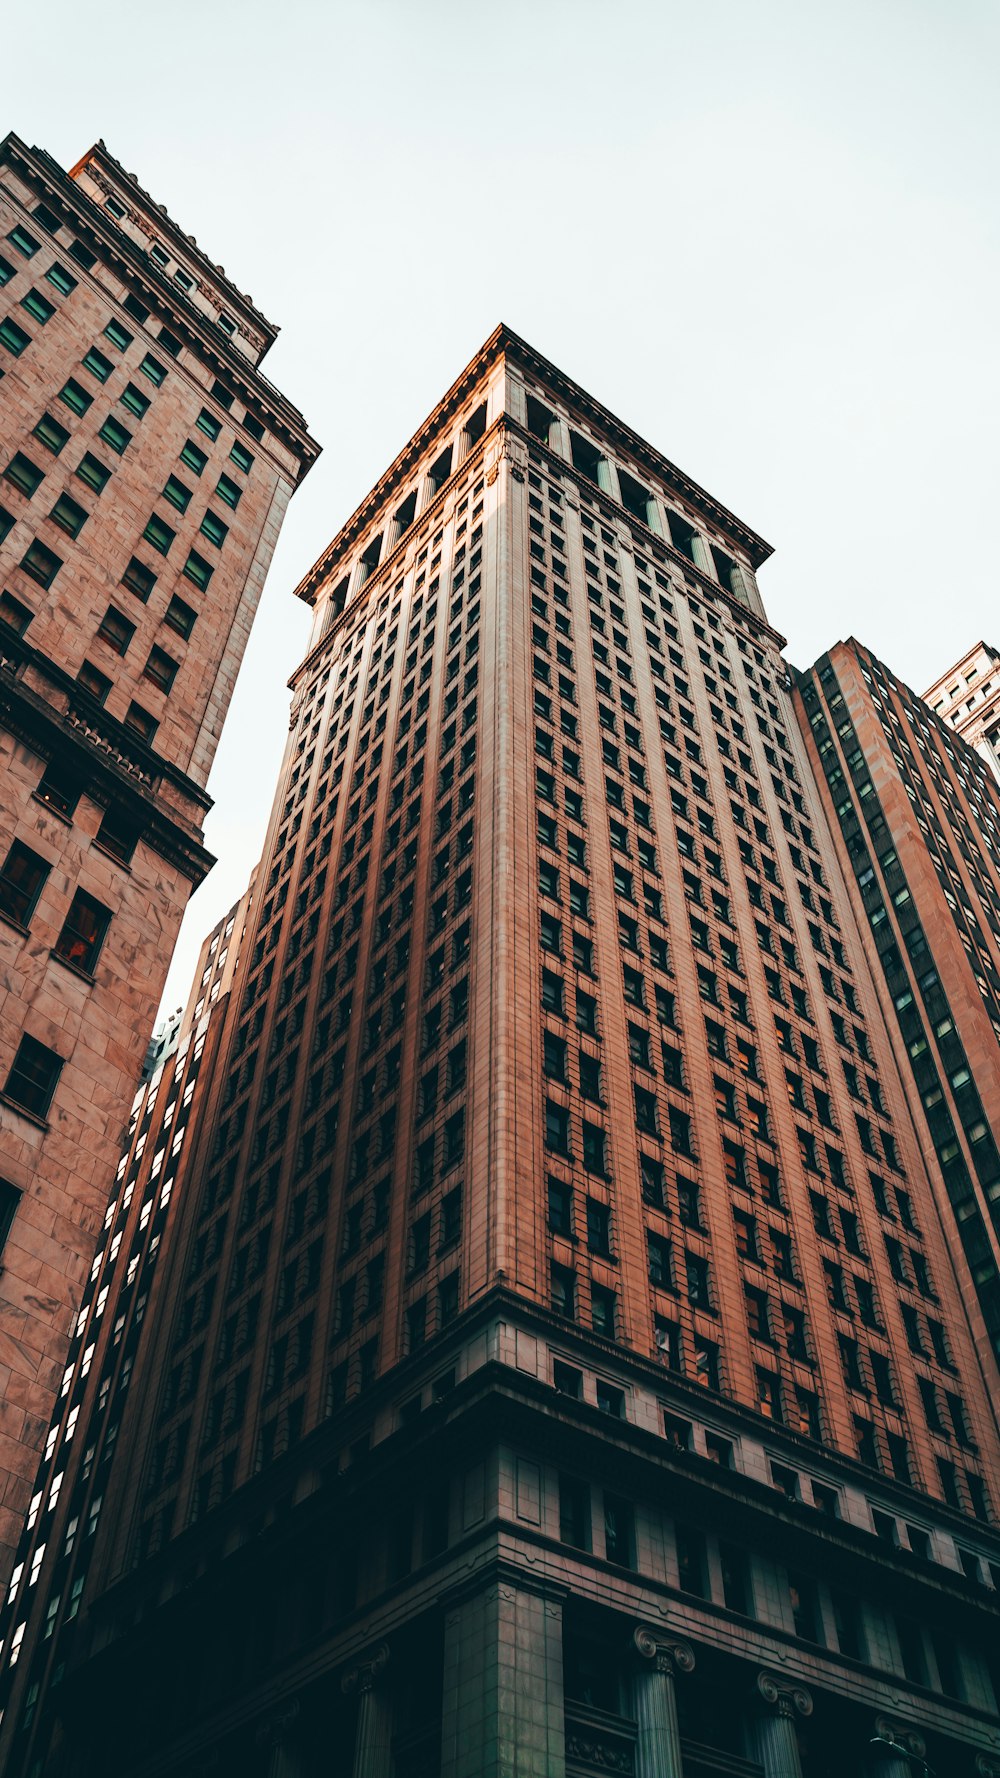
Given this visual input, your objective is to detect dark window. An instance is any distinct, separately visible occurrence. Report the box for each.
[76,452,111,494]
[33,412,70,454]
[183,550,214,590]
[0,1180,22,1255]
[4,452,44,497]
[0,842,49,926]
[96,805,139,864]
[591,1283,617,1339]
[97,605,135,655]
[124,703,158,746]
[50,492,87,538]
[77,661,112,705]
[164,594,197,639]
[4,1035,62,1119]
[82,346,114,382]
[54,891,111,974]
[559,1474,590,1548]
[603,1493,635,1567]
[0,592,32,636]
[122,557,156,602]
[143,513,175,555]
[143,646,179,693]
[98,416,132,455]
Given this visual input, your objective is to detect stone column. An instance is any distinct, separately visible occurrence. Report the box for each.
[631,1625,694,1778]
[868,1715,927,1778]
[342,1643,392,1778]
[255,1702,302,1778]
[746,1671,812,1778]
[440,1577,565,1778]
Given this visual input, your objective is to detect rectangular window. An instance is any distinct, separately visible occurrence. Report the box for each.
[21,288,55,325]
[196,408,221,440]
[4,453,44,497]
[120,383,150,418]
[229,440,254,473]
[0,841,50,927]
[164,595,197,639]
[97,606,135,655]
[8,225,40,257]
[0,317,31,356]
[98,416,132,455]
[140,354,167,386]
[199,510,228,548]
[124,702,158,746]
[162,476,191,513]
[143,646,179,693]
[45,260,77,296]
[76,452,111,494]
[33,412,70,454]
[82,346,114,382]
[49,493,86,538]
[54,891,111,974]
[121,557,156,601]
[143,514,176,555]
[59,378,92,417]
[183,550,214,590]
[4,1035,62,1120]
[20,541,62,588]
[103,318,133,351]
[0,591,32,636]
[603,1493,635,1568]
[215,472,242,509]
[0,1180,22,1255]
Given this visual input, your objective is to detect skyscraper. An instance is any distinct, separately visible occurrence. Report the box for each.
[796,640,1000,1372]
[923,642,1000,785]
[0,133,318,1582]
[3,329,999,1778]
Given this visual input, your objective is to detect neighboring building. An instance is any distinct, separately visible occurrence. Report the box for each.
[142,1006,183,1081]
[3,328,1000,1778]
[0,132,318,1583]
[796,641,1000,1375]
[0,883,255,1764]
[923,642,1000,785]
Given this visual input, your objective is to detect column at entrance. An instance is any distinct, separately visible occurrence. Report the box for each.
[868,1715,928,1778]
[746,1671,812,1778]
[631,1625,695,1778]
[342,1643,392,1778]
[440,1576,565,1778]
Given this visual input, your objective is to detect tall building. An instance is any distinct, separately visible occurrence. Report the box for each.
[0,133,318,1582]
[796,640,1000,1372]
[923,642,1000,784]
[3,329,1000,1778]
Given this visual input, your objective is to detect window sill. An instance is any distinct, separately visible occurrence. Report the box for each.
[31,791,74,825]
[0,909,30,938]
[91,841,133,872]
[49,950,96,985]
[0,1093,49,1129]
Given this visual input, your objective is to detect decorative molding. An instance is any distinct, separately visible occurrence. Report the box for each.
[872,1716,926,1761]
[974,1756,1000,1778]
[255,1701,300,1750]
[632,1624,696,1679]
[341,1642,390,1697]
[753,1671,813,1720]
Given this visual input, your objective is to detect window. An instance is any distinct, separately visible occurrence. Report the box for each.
[548,1177,573,1237]
[215,472,242,509]
[183,550,214,590]
[199,510,229,548]
[54,891,111,974]
[603,1493,635,1567]
[143,514,175,555]
[20,540,62,588]
[647,1231,672,1289]
[140,354,167,386]
[685,1251,710,1307]
[587,1197,612,1256]
[82,346,113,382]
[33,412,70,454]
[50,492,87,538]
[0,592,32,636]
[77,661,112,705]
[756,1368,783,1421]
[0,1180,22,1255]
[229,440,254,473]
[143,646,179,693]
[21,287,55,325]
[98,416,132,455]
[559,1474,590,1548]
[103,318,133,351]
[4,452,44,497]
[551,1262,576,1319]
[164,594,197,639]
[96,805,139,864]
[8,224,40,257]
[76,452,111,494]
[118,562,157,610]
[120,383,149,418]
[0,317,31,356]
[163,475,191,512]
[196,408,221,440]
[97,606,135,655]
[4,1035,62,1119]
[180,439,208,476]
[0,842,50,926]
[591,1283,617,1339]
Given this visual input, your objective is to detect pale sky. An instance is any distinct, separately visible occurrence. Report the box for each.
[8,0,998,1019]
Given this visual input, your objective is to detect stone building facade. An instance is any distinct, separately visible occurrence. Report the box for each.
[1,329,998,1778]
[923,642,1000,786]
[0,133,317,1582]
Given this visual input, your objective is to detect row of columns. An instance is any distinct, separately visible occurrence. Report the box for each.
[256,1593,994,1778]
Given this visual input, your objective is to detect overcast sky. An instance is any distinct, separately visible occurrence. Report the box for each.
[9,0,998,1018]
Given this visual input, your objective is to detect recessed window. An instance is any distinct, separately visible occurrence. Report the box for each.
[0,317,31,356]
[59,378,92,417]
[20,288,55,325]
[3,453,44,497]
[162,476,191,513]
[121,557,156,601]
[4,1035,62,1121]
[180,440,207,475]
[0,841,50,926]
[143,646,179,693]
[76,661,112,705]
[76,453,111,494]
[120,383,149,419]
[103,319,133,353]
[33,413,70,455]
[215,472,241,509]
[0,1180,22,1255]
[8,225,40,258]
[98,416,132,456]
[229,441,253,474]
[0,503,14,543]
[139,354,167,387]
[149,244,169,269]
[96,805,139,863]
[36,757,81,818]
[20,540,61,587]
[104,197,127,220]
[50,493,87,538]
[97,605,135,655]
[124,702,158,746]
[199,510,228,548]
[54,890,111,975]
[183,550,213,591]
[174,268,195,292]
[123,293,149,325]
[82,346,113,383]
[164,594,196,639]
[195,408,221,441]
[0,254,14,285]
[0,591,32,636]
[243,413,265,442]
[157,326,182,358]
[143,514,175,555]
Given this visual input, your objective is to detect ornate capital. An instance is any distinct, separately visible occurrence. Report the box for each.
[872,1716,926,1761]
[975,1756,1000,1778]
[753,1671,812,1720]
[485,427,527,485]
[341,1641,390,1697]
[255,1701,300,1750]
[632,1624,696,1678]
